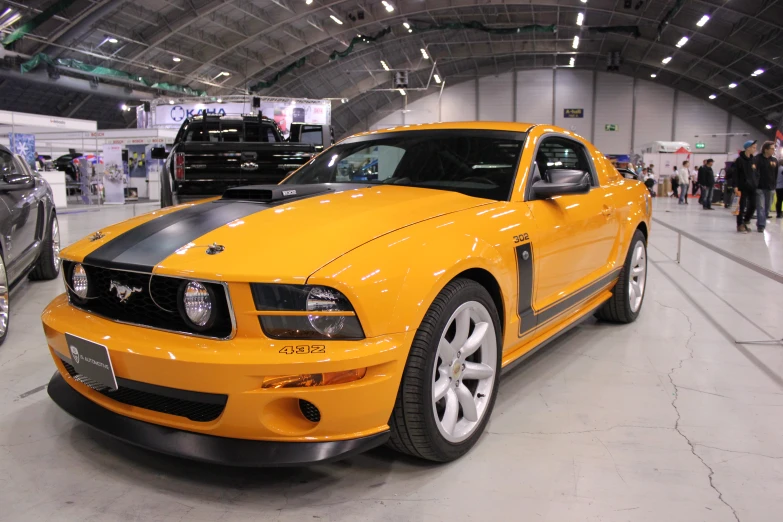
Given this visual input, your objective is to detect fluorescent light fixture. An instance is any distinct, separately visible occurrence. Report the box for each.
[576,13,584,26]
[381,60,390,71]
[752,68,764,76]
[572,35,579,49]
[569,57,575,67]
[728,82,737,88]
[108,37,119,44]
[581,0,587,3]
[403,22,410,29]
[398,89,406,96]
[651,73,657,78]
[420,48,429,59]
[434,74,441,84]
[708,94,717,100]
[382,1,394,12]
[330,15,343,24]
[0,8,12,18]
[676,36,688,48]
[696,14,710,27]
[220,71,230,76]
[0,12,21,30]
[766,124,773,130]
[172,56,181,62]
[662,56,672,64]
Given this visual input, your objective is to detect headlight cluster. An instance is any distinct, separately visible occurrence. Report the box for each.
[71,263,89,299]
[179,280,216,330]
[252,284,364,340]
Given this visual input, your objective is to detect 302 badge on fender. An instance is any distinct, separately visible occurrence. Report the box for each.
[279,345,326,355]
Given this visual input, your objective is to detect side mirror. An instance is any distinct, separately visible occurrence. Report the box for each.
[532,169,591,198]
[150,147,168,160]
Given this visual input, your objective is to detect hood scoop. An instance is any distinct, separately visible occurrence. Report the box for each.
[222,184,332,202]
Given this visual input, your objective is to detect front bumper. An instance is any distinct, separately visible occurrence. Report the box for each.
[42,293,409,460]
[47,372,390,466]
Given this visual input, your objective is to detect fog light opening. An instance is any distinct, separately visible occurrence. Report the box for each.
[299,399,321,423]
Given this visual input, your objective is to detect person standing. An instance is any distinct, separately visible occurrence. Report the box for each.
[775,160,783,219]
[671,166,679,198]
[723,163,735,209]
[735,140,758,233]
[700,159,715,210]
[678,161,690,204]
[755,141,777,232]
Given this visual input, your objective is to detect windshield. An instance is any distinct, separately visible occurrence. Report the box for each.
[283,130,526,200]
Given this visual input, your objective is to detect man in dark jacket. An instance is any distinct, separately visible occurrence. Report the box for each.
[755,141,778,232]
[735,140,758,233]
[699,159,715,210]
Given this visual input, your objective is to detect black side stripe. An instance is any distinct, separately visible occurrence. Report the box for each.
[84,201,267,273]
[515,243,621,337]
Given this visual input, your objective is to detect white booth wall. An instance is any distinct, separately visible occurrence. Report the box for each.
[371,70,767,155]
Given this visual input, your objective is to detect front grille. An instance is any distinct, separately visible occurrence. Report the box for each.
[63,262,233,338]
[61,360,227,422]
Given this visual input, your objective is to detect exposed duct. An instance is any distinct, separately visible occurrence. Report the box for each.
[0,66,148,101]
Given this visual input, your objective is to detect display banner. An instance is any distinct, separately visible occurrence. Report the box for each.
[9,133,35,167]
[564,108,584,118]
[149,98,331,138]
[102,144,125,204]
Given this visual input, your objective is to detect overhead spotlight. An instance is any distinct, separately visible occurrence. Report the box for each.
[676,36,688,48]
[434,74,441,84]
[341,98,348,103]
[108,37,119,44]
[696,15,709,27]
[306,0,313,4]
[0,11,21,31]
[572,35,579,49]
[708,94,717,100]
[330,15,343,24]
[766,124,773,129]
[581,0,587,3]
[662,56,672,64]
[382,1,394,12]
[576,13,584,26]
[728,82,737,89]
[172,56,181,62]
[121,104,128,111]
[403,22,410,29]
[398,89,406,96]
[381,60,390,71]
[217,98,222,103]
[420,48,429,59]
[168,100,174,104]
[751,68,764,77]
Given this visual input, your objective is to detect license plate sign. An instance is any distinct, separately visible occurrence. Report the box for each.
[65,333,118,390]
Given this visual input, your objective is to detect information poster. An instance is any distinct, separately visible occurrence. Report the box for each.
[102,144,125,204]
[8,133,35,167]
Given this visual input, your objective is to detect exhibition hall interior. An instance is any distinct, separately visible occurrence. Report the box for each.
[1,0,782,520]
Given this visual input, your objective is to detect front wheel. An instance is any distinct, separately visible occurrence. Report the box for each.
[29,214,61,281]
[597,229,647,323]
[388,279,502,462]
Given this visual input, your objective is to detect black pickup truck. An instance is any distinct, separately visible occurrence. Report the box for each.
[157,114,332,207]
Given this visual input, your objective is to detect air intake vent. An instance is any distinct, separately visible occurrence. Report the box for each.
[299,399,321,422]
[222,184,331,202]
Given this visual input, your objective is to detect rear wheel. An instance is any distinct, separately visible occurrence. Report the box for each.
[29,214,60,281]
[597,229,647,323]
[388,279,502,462]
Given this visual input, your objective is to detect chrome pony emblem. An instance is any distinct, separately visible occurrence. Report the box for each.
[110,281,143,303]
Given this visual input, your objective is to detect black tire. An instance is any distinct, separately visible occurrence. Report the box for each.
[160,170,174,208]
[0,250,8,346]
[29,213,60,281]
[387,278,502,462]
[597,229,647,323]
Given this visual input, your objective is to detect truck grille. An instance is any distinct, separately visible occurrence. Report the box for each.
[63,262,233,338]
[61,359,227,422]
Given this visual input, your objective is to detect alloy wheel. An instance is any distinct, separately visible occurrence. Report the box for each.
[431,301,497,443]
[0,256,8,337]
[628,241,647,313]
[52,217,61,271]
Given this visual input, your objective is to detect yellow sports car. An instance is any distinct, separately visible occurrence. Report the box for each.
[43,122,651,465]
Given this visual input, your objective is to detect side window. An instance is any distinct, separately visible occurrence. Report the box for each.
[185,122,205,142]
[298,125,323,147]
[0,151,16,180]
[535,137,597,186]
[220,122,243,142]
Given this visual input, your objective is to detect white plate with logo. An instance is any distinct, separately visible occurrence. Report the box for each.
[65,333,118,390]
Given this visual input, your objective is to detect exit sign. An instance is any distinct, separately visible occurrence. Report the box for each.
[695,142,706,149]
[604,124,618,131]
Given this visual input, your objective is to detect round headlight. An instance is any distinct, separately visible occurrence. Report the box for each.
[182,281,213,327]
[72,263,88,299]
[306,286,348,337]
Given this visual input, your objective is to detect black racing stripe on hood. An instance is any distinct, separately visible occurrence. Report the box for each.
[84,201,267,272]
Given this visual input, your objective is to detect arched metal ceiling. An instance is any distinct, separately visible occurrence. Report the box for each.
[1,0,781,135]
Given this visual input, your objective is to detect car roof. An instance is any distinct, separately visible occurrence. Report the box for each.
[349,121,592,138]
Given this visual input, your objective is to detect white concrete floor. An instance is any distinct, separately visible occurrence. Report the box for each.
[1,197,782,522]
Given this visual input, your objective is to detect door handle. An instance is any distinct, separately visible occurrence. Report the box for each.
[601,205,613,216]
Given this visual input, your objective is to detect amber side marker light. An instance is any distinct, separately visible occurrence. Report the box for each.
[262,368,367,389]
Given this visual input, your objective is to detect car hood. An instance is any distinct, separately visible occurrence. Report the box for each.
[64,186,492,283]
